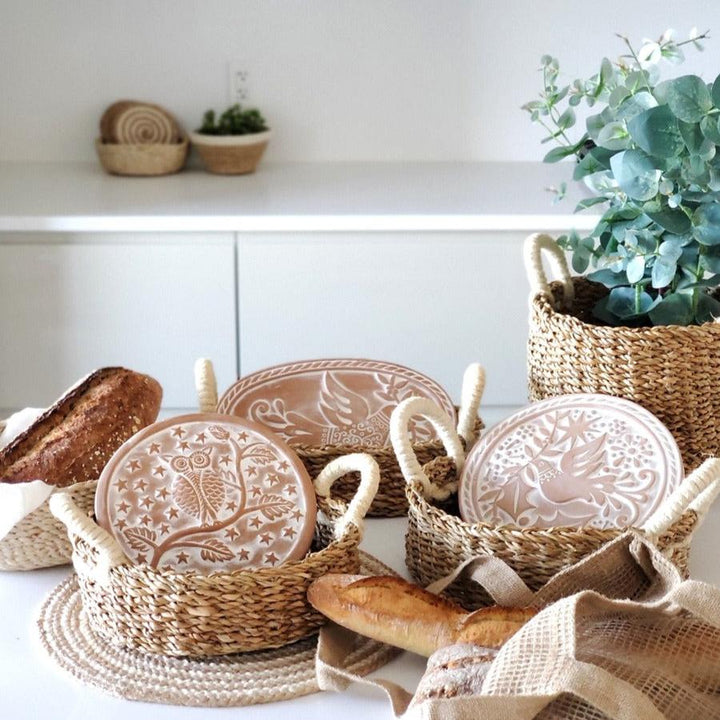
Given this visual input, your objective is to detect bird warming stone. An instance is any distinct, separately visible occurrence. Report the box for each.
[217,359,456,448]
[95,414,317,572]
[458,394,683,530]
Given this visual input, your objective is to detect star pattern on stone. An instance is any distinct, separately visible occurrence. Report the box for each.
[167,507,179,520]
[159,523,170,535]
[148,443,161,454]
[195,432,207,443]
[251,486,263,497]
[178,441,190,451]
[249,516,262,529]
[220,454,232,466]
[140,514,152,526]
[247,466,257,477]
[153,465,166,477]
[116,518,127,531]
[126,459,142,472]
[117,501,130,514]
[238,548,250,561]
[172,427,186,438]
[116,478,129,491]
[292,509,304,521]
[136,478,149,492]
[278,460,290,471]
[266,473,282,487]
[264,552,279,566]
[283,527,297,539]
[226,500,237,511]
[136,553,147,564]
[141,496,154,509]
[176,551,189,564]
[237,431,248,441]
[285,485,298,496]
[156,487,169,500]
[259,532,273,545]
[224,527,239,541]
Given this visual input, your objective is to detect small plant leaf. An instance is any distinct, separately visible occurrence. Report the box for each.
[712,72,720,108]
[665,75,713,123]
[645,208,691,234]
[610,150,661,201]
[696,291,720,323]
[649,292,694,325]
[587,268,627,287]
[627,105,683,158]
[606,286,655,318]
[651,258,677,288]
[626,255,646,283]
[693,205,720,245]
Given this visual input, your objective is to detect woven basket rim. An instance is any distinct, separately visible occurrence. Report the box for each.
[535,277,720,337]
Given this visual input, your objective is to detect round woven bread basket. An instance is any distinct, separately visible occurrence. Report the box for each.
[49,453,379,657]
[526,232,720,473]
[194,359,485,517]
[189,131,271,174]
[391,397,720,610]
[95,137,189,176]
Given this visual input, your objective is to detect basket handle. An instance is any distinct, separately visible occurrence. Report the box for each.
[49,492,129,583]
[195,357,218,413]
[524,233,574,310]
[456,363,486,446]
[390,397,465,501]
[641,458,720,539]
[314,453,380,540]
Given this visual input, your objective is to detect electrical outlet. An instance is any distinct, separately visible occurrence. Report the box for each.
[228,63,249,105]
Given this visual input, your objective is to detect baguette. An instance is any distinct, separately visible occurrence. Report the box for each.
[0,367,162,487]
[308,573,536,657]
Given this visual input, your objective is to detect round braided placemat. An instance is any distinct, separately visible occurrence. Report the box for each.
[37,551,400,707]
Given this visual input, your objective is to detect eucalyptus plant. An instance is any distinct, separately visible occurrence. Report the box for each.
[523,29,720,326]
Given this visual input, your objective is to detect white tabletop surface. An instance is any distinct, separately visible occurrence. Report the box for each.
[0,161,597,233]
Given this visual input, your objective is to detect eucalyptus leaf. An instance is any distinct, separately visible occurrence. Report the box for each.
[651,258,677,288]
[615,91,658,121]
[666,75,713,123]
[712,72,720,108]
[575,196,609,212]
[587,268,628,287]
[626,255,646,283]
[543,145,579,163]
[610,150,661,201]
[693,204,720,244]
[649,292,694,325]
[627,105,683,158]
[645,208,691,233]
[607,286,655,318]
[696,291,720,323]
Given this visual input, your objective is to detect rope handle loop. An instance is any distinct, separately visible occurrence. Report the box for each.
[456,363,485,446]
[49,492,128,582]
[641,458,720,538]
[524,233,574,310]
[390,397,465,501]
[195,358,219,413]
[314,453,380,541]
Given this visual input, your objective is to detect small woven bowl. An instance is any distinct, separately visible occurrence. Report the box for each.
[50,453,379,657]
[391,397,719,610]
[189,131,271,175]
[95,137,189,176]
[194,360,487,518]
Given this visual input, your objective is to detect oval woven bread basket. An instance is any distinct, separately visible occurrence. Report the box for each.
[194,359,485,517]
[526,232,720,473]
[391,397,720,611]
[95,137,189,176]
[49,452,379,657]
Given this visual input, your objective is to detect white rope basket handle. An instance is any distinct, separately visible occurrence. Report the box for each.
[49,492,129,583]
[524,232,575,311]
[456,363,486,446]
[195,357,218,413]
[641,458,720,539]
[314,453,380,541]
[390,397,465,501]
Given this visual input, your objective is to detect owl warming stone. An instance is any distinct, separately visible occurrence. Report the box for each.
[217,359,456,448]
[95,414,317,572]
[458,394,683,530]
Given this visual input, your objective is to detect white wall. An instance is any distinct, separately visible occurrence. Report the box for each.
[1,0,719,163]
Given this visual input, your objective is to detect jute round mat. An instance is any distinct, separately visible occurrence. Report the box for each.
[37,551,400,707]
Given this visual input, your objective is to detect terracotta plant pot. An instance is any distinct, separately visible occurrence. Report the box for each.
[189,130,271,175]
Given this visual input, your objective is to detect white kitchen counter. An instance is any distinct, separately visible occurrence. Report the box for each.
[0,161,597,233]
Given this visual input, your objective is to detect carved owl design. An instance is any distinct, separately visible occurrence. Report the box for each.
[165,448,226,525]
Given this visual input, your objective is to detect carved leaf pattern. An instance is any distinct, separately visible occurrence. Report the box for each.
[172,470,226,523]
[241,443,278,466]
[124,526,157,551]
[199,538,235,563]
[208,425,230,441]
[254,494,294,520]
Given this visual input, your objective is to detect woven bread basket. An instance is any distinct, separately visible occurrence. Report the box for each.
[391,396,720,610]
[95,137,189,176]
[49,452,379,657]
[189,131,271,174]
[195,359,485,517]
[526,232,720,473]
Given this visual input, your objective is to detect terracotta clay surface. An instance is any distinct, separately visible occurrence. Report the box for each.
[459,394,684,530]
[95,413,317,572]
[217,359,456,448]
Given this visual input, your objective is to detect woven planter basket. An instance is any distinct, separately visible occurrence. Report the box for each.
[189,131,271,174]
[95,137,189,176]
[391,397,720,610]
[49,452,379,658]
[526,232,720,473]
[195,359,485,517]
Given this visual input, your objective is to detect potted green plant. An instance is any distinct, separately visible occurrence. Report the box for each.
[189,103,271,174]
[522,28,720,470]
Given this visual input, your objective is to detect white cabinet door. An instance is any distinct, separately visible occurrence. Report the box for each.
[0,234,236,411]
[237,232,530,408]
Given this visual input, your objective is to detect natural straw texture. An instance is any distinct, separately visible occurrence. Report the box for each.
[392,398,717,611]
[95,137,189,176]
[38,551,400,708]
[526,232,720,473]
[198,358,485,516]
[50,453,380,657]
[0,479,96,572]
[191,134,270,175]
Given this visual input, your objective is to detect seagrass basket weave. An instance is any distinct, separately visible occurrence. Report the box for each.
[526,232,720,473]
[49,453,379,657]
[391,397,720,611]
[194,359,485,517]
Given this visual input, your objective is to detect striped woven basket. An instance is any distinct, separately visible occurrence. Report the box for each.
[526,232,720,473]
[391,397,720,611]
[194,359,485,517]
[49,453,379,657]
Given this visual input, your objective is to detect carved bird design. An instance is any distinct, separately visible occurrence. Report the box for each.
[534,434,616,507]
[165,448,226,525]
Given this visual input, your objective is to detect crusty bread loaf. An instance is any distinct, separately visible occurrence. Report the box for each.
[307,573,536,657]
[0,367,162,487]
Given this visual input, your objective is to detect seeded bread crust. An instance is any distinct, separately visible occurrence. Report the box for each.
[0,368,162,487]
